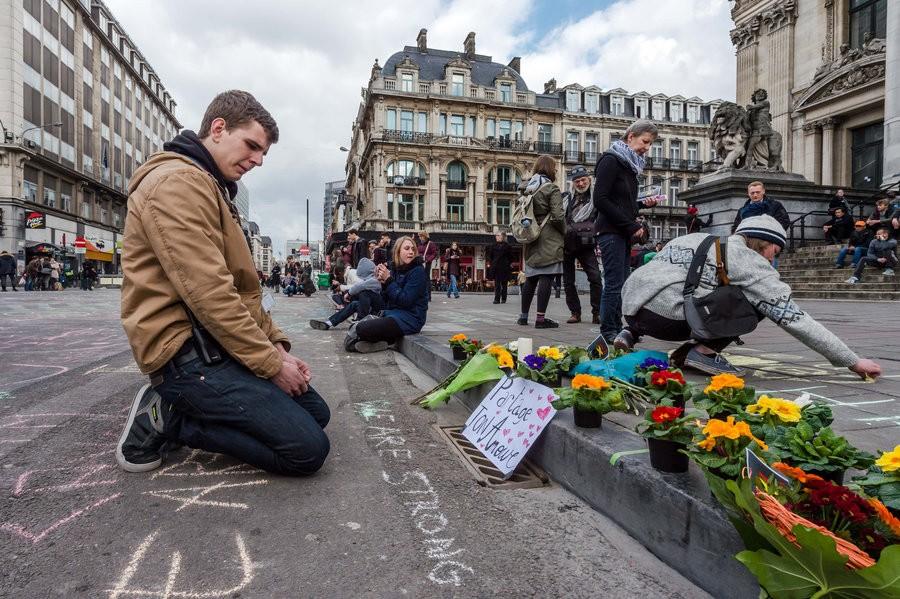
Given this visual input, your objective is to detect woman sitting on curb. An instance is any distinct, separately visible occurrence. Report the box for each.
[343,235,429,353]
[613,215,881,380]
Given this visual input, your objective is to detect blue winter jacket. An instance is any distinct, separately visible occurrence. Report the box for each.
[382,257,429,335]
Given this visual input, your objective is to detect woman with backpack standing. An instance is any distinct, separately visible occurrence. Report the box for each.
[517,155,565,328]
[443,242,462,299]
[593,119,661,343]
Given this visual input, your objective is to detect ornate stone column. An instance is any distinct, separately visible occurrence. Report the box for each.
[761,0,797,170]
[820,118,837,186]
[803,122,821,183]
[474,160,485,222]
[467,175,476,223]
[883,0,900,188]
[428,157,440,221]
[438,175,447,224]
[730,16,761,110]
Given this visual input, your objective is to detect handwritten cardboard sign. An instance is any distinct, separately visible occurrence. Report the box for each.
[462,376,557,478]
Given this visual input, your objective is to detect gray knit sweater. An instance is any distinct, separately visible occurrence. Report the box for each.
[622,233,858,367]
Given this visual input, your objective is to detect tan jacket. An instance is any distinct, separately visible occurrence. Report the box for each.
[121,152,288,378]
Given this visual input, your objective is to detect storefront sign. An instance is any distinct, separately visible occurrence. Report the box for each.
[74,236,86,255]
[462,376,557,478]
[25,211,46,229]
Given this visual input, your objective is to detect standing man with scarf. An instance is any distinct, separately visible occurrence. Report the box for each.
[593,120,660,345]
[562,165,602,324]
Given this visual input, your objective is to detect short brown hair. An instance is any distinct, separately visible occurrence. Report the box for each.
[747,181,765,190]
[198,90,279,144]
[741,235,773,255]
[393,235,419,265]
[532,155,557,181]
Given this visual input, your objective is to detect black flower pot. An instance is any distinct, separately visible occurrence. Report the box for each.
[573,407,602,428]
[807,468,845,485]
[452,346,467,361]
[647,438,689,473]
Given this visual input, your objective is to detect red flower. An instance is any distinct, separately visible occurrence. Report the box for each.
[650,406,684,425]
[650,369,686,387]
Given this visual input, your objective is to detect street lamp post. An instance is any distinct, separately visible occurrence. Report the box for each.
[20,122,63,144]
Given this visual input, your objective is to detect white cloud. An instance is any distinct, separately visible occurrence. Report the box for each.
[103,0,733,260]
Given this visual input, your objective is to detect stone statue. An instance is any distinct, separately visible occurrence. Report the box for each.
[708,89,783,172]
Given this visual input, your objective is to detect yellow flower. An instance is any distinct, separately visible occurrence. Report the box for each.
[869,497,900,536]
[700,416,768,451]
[704,373,745,394]
[537,346,564,360]
[875,445,900,473]
[485,344,505,357]
[746,395,801,423]
[571,374,611,391]
[449,334,468,343]
[697,436,717,451]
[495,350,514,369]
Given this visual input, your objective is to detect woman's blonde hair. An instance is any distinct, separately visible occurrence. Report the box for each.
[740,235,773,256]
[418,230,429,240]
[393,235,419,265]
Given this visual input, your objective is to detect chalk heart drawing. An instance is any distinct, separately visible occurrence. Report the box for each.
[462,376,558,477]
[108,530,257,599]
[13,464,118,496]
[2,493,122,544]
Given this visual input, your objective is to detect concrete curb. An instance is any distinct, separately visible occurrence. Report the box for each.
[398,334,758,599]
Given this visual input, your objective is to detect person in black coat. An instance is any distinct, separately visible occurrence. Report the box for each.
[828,188,850,217]
[487,232,512,304]
[731,181,791,232]
[683,205,712,234]
[592,120,661,343]
[0,251,17,291]
[443,242,462,299]
[822,206,853,244]
[835,220,872,268]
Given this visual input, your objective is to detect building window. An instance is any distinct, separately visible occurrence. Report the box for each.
[687,104,700,123]
[496,200,511,225]
[23,30,41,71]
[513,121,524,141]
[23,166,38,201]
[670,103,682,122]
[385,108,396,130]
[538,124,552,143]
[850,0,886,49]
[485,118,496,138]
[565,90,580,112]
[585,133,598,160]
[585,94,598,114]
[653,100,665,119]
[43,175,58,207]
[60,182,72,213]
[449,114,465,136]
[466,116,475,137]
[439,113,447,135]
[447,161,467,189]
[851,121,884,189]
[386,160,426,184]
[498,119,511,140]
[489,166,520,190]
[566,131,579,160]
[417,112,427,133]
[687,141,699,162]
[447,197,465,222]
[400,110,413,132]
[397,193,415,221]
[669,178,682,206]
[451,73,464,96]
[81,192,92,218]
[23,83,40,125]
[635,100,648,118]
[670,140,682,161]
[499,82,512,102]
[651,140,664,159]
[400,72,413,92]
[611,96,623,116]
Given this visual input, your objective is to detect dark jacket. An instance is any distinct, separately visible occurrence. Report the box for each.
[444,247,462,278]
[0,254,15,276]
[348,238,367,269]
[592,152,642,238]
[824,212,853,240]
[867,237,898,261]
[487,241,512,280]
[732,196,791,232]
[847,228,872,249]
[828,194,850,215]
[867,207,891,232]
[373,246,389,266]
[683,213,712,234]
[382,256,429,335]
[563,190,596,252]
[417,239,437,264]
[524,182,565,268]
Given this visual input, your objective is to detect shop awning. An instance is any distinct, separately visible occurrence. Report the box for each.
[85,240,114,262]
[25,241,62,254]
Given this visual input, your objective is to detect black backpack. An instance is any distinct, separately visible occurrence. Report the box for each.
[682,235,759,341]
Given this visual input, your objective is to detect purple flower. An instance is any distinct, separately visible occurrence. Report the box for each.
[523,354,547,370]
[639,358,669,371]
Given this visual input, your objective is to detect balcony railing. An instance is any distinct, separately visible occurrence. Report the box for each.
[535,141,563,155]
[486,137,530,152]
[562,151,600,165]
[383,130,433,144]
[444,221,481,231]
[645,156,670,169]
[489,181,520,192]
[395,220,418,230]
[388,176,426,187]
[446,179,467,190]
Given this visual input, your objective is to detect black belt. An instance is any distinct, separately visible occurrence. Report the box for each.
[149,341,201,387]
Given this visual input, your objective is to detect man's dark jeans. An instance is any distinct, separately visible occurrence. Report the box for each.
[329,290,383,326]
[597,233,630,341]
[563,245,602,317]
[154,353,330,476]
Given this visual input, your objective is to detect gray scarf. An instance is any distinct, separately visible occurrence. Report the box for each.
[607,139,645,175]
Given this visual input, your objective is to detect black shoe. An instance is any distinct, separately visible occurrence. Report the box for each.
[492,300,500,304]
[309,319,332,330]
[834,264,845,269]
[517,317,528,326]
[116,384,169,473]
[683,348,745,376]
[535,318,559,329]
[355,340,390,353]
[613,329,635,352]
[591,314,600,325]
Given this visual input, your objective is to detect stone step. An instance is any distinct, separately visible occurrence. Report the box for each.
[788,244,844,256]
[780,271,899,282]
[779,257,861,268]
[787,282,900,292]
[792,289,900,301]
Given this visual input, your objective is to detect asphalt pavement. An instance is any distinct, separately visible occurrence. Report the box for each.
[0,288,708,598]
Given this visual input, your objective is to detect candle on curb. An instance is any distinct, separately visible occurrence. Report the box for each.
[517,337,533,358]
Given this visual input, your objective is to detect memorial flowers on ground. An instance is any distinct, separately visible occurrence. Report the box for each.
[686,415,768,479]
[637,366,693,407]
[635,405,696,446]
[448,333,482,359]
[516,345,588,386]
[694,374,757,419]
[552,374,627,415]
[768,422,875,476]
[414,344,512,409]
[853,446,900,512]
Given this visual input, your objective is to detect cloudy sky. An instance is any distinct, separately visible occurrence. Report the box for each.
[104,0,735,259]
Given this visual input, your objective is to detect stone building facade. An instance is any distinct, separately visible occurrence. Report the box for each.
[730,0,897,189]
[339,29,722,280]
[0,0,180,275]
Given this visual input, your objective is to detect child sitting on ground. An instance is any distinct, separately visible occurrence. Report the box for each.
[846,227,897,284]
[834,221,872,269]
[309,258,384,329]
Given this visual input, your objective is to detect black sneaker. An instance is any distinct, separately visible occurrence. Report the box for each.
[535,318,559,329]
[309,319,332,330]
[683,348,745,376]
[517,317,528,326]
[116,383,169,473]
[355,340,390,353]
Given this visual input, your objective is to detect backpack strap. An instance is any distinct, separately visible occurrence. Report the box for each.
[683,235,717,297]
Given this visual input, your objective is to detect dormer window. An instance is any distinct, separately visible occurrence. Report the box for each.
[400,72,413,92]
[451,73,464,96]
[611,96,623,116]
[670,102,682,122]
[565,90,580,112]
[585,94,599,113]
[635,99,648,118]
[499,83,512,102]
[652,100,665,119]
[687,104,700,123]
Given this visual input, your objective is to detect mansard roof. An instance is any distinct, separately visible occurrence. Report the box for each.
[383,46,529,91]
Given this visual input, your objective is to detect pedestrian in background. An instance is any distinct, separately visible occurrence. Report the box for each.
[846,227,897,284]
[518,154,565,329]
[373,233,391,266]
[0,251,17,291]
[487,231,512,304]
[49,257,61,291]
[683,205,712,234]
[822,206,853,244]
[593,119,661,342]
[731,181,790,232]
[561,164,602,325]
[834,220,872,269]
[444,241,462,299]
[25,257,40,291]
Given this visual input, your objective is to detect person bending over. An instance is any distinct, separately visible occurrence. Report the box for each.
[117,90,329,476]
[614,215,880,380]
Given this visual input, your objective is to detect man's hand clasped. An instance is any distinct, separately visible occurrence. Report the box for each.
[271,343,311,396]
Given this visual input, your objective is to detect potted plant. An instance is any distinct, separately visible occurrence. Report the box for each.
[637,367,692,408]
[693,373,756,419]
[552,374,627,428]
[685,415,769,479]
[768,423,875,484]
[852,445,900,513]
[448,334,482,361]
[516,354,560,387]
[635,405,697,473]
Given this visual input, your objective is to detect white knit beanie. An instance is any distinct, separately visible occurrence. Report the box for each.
[735,215,787,249]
